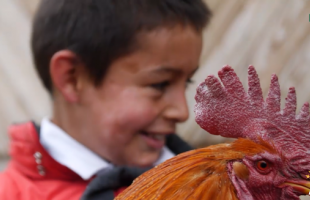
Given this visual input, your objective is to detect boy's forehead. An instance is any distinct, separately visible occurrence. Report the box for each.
[139,25,202,50]
[108,25,202,76]
[132,26,202,68]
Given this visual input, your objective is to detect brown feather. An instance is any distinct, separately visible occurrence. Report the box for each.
[115,138,278,200]
[233,162,249,181]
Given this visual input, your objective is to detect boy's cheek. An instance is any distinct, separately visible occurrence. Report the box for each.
[117,105,159,128]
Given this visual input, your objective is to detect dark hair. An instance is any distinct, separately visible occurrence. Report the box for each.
[31,0,212,93]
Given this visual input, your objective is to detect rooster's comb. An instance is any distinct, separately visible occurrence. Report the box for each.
[195,65,310,154]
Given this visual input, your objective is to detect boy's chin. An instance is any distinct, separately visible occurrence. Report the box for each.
[131,150,161,168]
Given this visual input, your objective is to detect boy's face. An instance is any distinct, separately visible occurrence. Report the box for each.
[77,25,203,167]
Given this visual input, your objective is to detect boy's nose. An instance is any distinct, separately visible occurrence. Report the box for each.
[164,92,189,123]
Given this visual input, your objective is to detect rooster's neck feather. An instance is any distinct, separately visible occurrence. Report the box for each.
[116,138,277,200]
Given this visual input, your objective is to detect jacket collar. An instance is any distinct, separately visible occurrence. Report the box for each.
[40,118,113,180]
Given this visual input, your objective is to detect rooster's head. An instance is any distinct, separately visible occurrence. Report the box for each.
[195,66,310,200]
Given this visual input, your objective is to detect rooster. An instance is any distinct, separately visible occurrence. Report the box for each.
[115,66,310,200]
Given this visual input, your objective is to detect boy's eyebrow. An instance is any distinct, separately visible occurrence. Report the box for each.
[151,66,199,75]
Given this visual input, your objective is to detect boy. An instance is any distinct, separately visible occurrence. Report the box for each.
[0,0,211,199]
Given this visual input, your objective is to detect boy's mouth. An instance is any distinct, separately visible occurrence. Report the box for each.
[140,131,167,149]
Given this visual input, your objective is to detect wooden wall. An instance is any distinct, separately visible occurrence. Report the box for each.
[178,0,310,148]
[0,0,49,157]
[1,0,310,153]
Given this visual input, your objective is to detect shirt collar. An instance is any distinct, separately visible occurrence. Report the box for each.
[40,117,111,180]
[40,117,175,180]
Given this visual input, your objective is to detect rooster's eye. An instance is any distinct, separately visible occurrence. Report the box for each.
[256,160,270,171]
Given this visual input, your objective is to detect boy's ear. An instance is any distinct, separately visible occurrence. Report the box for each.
[50,50,84,103]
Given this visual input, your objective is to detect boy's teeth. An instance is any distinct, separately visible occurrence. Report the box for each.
[150,134,165,140]
[141,131,166,140]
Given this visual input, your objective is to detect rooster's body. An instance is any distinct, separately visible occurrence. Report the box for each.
[115,66,310,200]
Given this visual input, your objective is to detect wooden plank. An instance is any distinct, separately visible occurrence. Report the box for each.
[0,157,9,172]
[178,0,310,147]
[0,0,51,157]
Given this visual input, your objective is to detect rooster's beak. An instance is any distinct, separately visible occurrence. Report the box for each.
[280,180,310,195]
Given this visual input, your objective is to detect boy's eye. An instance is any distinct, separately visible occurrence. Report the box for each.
[150,81,170,91]
[186,79,194,87]
[150,79,194,91]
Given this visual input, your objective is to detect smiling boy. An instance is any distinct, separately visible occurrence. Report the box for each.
[0,0,211,199]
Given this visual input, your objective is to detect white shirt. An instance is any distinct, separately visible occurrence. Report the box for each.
[40,118,175,180]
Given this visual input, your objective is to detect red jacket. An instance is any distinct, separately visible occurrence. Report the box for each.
[0,122,90,200]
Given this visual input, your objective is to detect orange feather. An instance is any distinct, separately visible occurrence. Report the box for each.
[115,138,277,200]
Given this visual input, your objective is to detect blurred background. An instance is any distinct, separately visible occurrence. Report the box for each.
[0,0,310,195]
